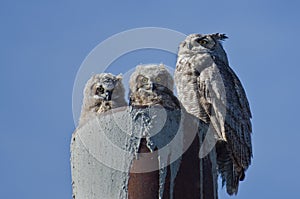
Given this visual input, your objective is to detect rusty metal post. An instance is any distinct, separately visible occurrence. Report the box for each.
[71,107,217,199]
[128,133,216,199]
[128,139,159,199]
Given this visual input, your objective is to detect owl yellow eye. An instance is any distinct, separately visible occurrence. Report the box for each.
[142,77,148,83]
[199,39,208,45]
[155,77,161,82]
[96,86,104,94]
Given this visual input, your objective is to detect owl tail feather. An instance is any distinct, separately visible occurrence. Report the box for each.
[216,141,244,195]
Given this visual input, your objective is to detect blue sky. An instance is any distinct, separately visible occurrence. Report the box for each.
[1,0,300,198]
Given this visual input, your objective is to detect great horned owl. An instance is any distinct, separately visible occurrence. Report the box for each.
[129,64,180,110]
[78,73,127,126]
[175,33,252,195]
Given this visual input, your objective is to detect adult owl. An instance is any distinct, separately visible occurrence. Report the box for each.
[129,64,180,110]
[174,33,252,195]
[78,73,127,126]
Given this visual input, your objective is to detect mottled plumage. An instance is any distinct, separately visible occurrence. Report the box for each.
[175,33,252,195]
[79,73,127,126]
[129,64,180,110]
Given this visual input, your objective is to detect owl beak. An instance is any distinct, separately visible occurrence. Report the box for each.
[105,90,112,101]
[151,83,156,91]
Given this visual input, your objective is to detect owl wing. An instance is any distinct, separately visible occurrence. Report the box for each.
[197,56,252,195]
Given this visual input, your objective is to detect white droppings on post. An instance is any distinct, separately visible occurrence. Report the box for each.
[169,158,182,199]
[198,121,219,199]
[71,106,214,199]
[209,148,218,199]
[158,158,167,199]
[71,107,137,199]
[144,106,183,199]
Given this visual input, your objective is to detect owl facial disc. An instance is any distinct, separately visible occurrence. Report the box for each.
[94,81,115,101]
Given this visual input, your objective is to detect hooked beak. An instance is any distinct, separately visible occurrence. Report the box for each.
[93,89,113,101]
[105,90,112,101]
[152,83,168,91]
[151,83,156,91]
[142,82,156,92]
[142,83,162,92]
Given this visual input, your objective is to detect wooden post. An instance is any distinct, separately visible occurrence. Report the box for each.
[71,106,218,199]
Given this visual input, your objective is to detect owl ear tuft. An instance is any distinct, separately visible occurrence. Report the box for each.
[116,74,123,81]
[158,63,165,69]
[136,64,144,71]
[212,33,228,41]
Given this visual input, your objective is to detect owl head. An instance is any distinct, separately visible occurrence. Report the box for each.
[178,33,229,64]
[84,73,124,102]
[79,73,126,126]
[129,64,174,93]
[81,73,126,114]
